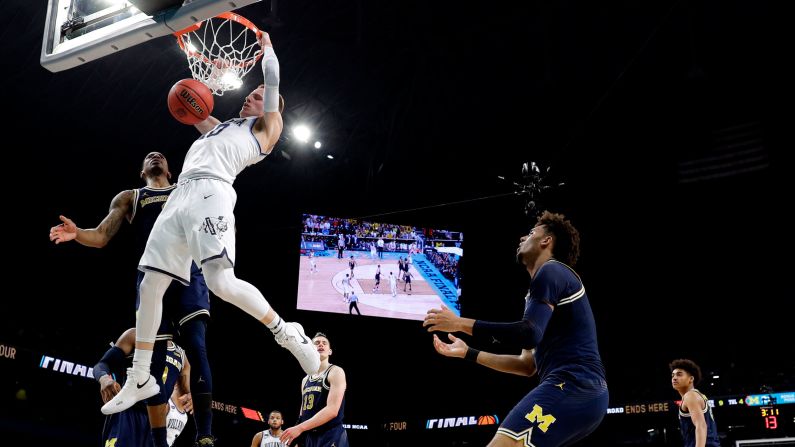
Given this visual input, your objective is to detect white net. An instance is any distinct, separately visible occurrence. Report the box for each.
[176,13,262,96]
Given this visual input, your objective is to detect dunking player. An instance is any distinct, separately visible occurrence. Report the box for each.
[280,333,348,447]
[49,151,217,446]
[670,359,720,447]
[94,328,191,447]
[100,31,320,417]
[251,410,287,447]
[425,211,608,447]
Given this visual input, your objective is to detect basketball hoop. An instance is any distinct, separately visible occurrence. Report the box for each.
[174,12,262,96]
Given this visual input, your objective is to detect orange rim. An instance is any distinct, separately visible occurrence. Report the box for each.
[174,12,263,69]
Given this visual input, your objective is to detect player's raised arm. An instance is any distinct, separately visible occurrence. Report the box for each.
[252,32,284,154]
[195,115,222,135]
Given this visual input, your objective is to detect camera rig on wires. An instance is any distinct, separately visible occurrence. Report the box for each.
[498,161,565,218]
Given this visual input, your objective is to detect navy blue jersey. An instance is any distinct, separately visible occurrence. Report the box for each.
[130,185,177,257]
[527,260,605,383]
[679,390,721,447]
[298,365,345,431]
[102,341,186,447]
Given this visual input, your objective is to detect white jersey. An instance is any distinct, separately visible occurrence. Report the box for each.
[180,117,267,184]
[259,429,287,447]
[166,398,189,446]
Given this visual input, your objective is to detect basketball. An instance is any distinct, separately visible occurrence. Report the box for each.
[477,415,496,425]
[167,79,214,125]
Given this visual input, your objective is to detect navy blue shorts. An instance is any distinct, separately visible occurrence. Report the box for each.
[497,375,608,447]
[303,425,349,447]
[136,262,210,337]
[103,405,153,447]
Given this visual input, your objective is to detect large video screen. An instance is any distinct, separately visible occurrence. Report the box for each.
[297,214,463,321]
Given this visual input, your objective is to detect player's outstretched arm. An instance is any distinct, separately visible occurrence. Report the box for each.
[432,334,536,377]
[423,305,475,335]
[50,190,133,248]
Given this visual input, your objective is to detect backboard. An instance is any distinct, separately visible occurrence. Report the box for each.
[41,0,262,72]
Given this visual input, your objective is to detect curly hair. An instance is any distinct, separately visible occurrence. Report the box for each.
[537,211,581,267]
[669,358,702,385]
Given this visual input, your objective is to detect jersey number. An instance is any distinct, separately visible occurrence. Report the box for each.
[199,119,247,140]
[302,394,315,411]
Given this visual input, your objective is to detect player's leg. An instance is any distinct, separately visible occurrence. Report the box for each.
[175,264,215,445]
[101,271,173,415]
[135,270,176,444]
[181,317,214,445]
[103,408,152,447]
[200,260,319,375]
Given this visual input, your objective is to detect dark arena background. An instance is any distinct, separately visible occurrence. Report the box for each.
[1,0,791,446]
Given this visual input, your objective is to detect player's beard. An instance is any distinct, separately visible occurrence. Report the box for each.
[149,165,164,178]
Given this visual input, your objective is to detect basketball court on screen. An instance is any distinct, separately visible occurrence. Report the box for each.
[297,251,459,321]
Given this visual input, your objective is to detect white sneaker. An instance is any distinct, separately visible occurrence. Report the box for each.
[100,368,160,415]
[275,322,320,375]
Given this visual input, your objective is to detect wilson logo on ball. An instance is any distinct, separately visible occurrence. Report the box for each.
[179,89,204,114]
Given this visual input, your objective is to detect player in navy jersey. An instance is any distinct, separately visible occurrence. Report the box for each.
[50,151,216,447]
[671,359,721,447]
[373,264,382,292]
[280,333,348,447]
[424,211,608,447]
[250,410,287,447]
[100,31,319,424]
[94,328,192,447]
[348,255,357,279]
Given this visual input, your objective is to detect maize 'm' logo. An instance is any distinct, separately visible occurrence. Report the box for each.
[525,405,556,433]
